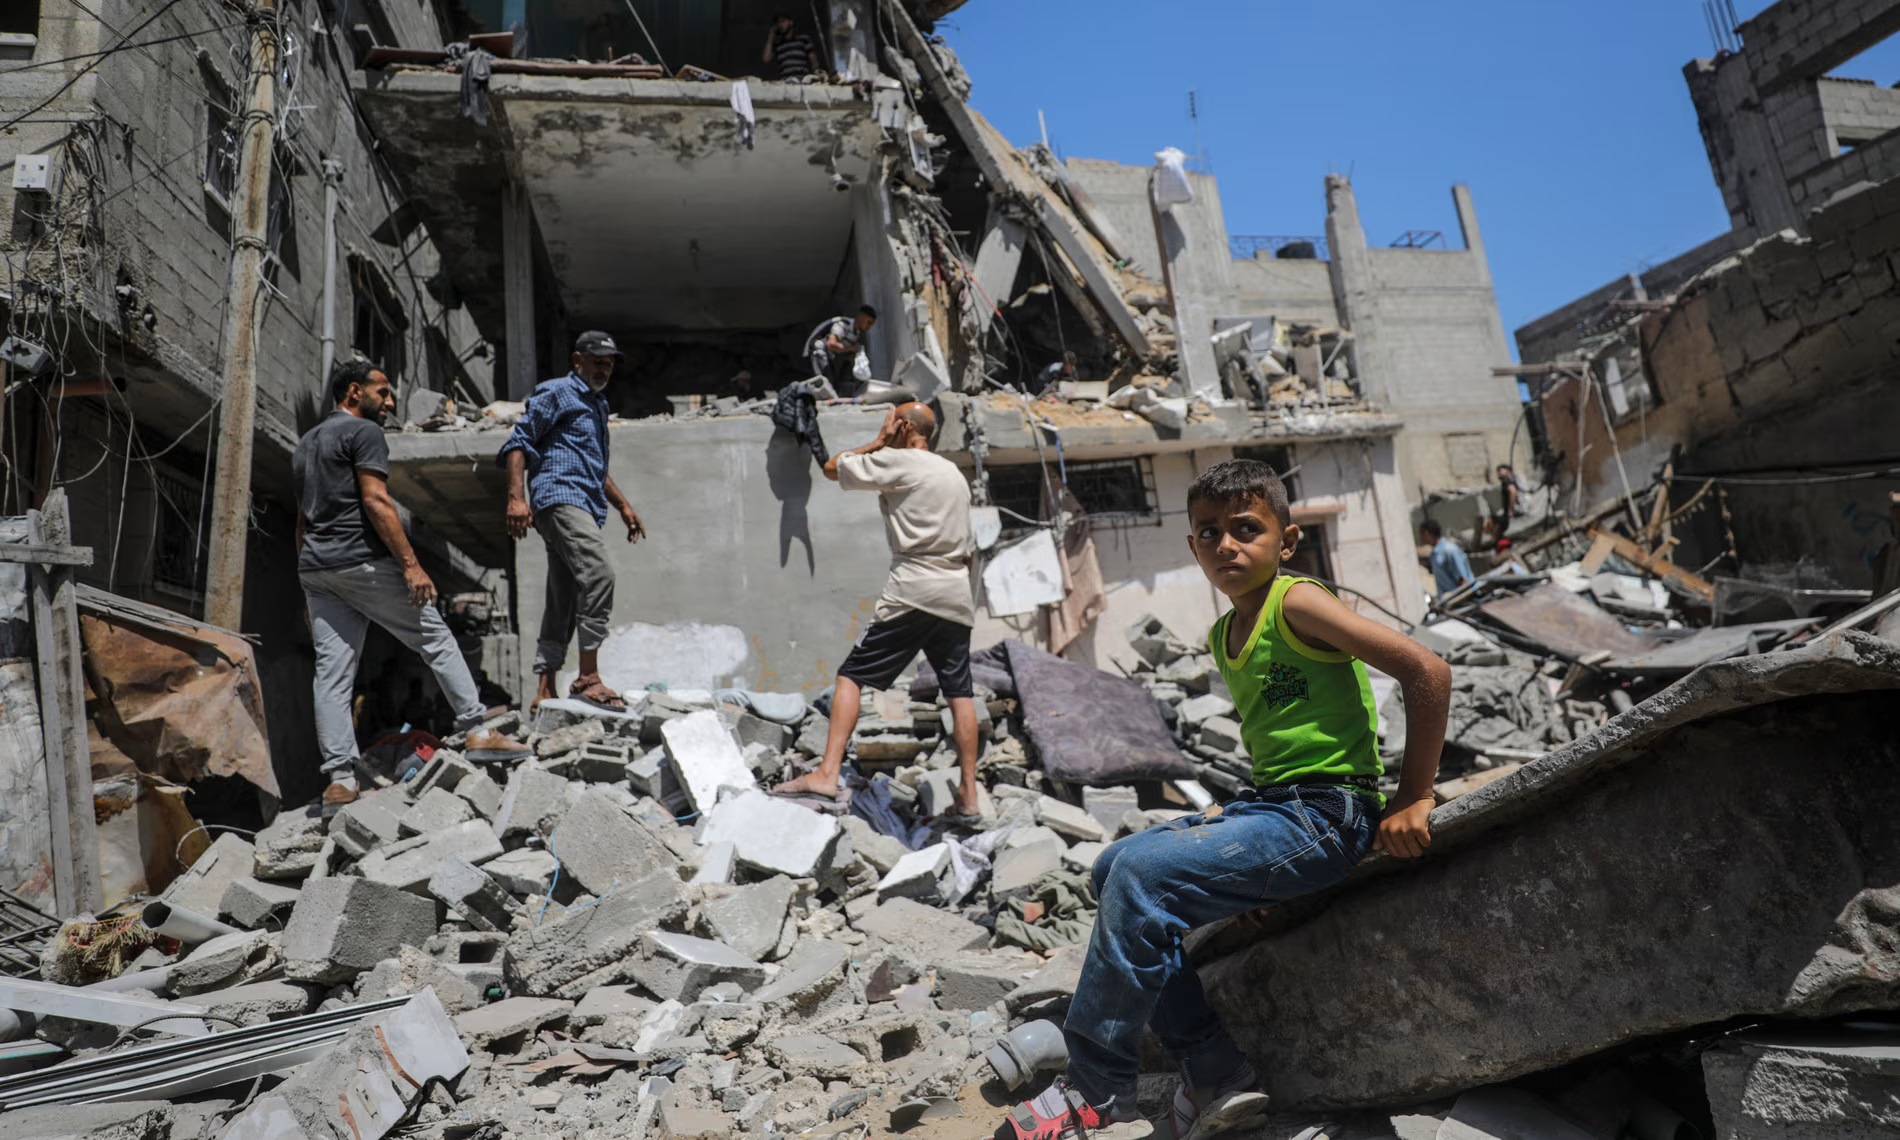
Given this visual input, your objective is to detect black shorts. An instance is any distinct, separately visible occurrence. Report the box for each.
[837,608,973,699]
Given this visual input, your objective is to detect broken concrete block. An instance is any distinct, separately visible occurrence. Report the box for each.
[161,832,256,918]
[659,1104,735,1139]
[1083,786,1140,837]
[875,842,954,905]
[558,739,633,783]
[993,834,1063,895]
[934,951,1029,1011]
[840,815,909,876]
[573,985,655,1029]
[199,979,318,1027]
[253,807,327,880]
[693,841,736,885]
[917,768,992,819]
[398,787,476,838]
[219,876,300,930]
[1157,654,1217,693]
[483,847,558,897]
[699,790,838,878]
[354,945,482,1014]
[1176,691,1236,728]
[550,787,681,898]
[766,1032,867,1079]
[331,796,404,860]
[1036,796,1106,843]
[453,996,573,1049]
[1196,715,1244,754]
[217,990,466,1140]
[857,898,988,962]
[629,932,766,1002]
[1703,1029,1900,1138]
[732,711,791,754]
[452,769,504,820]
[700,876,795,962]
[502,871,688,998]
[750,938,852,1011]
[356,820,503,893]
[535,717,604,759]
[1062,841,1107,874]
[169,929,281,995]
[428,857,518,932]
[1006,824,1064,850]
[281,877,439,984]
[661,710,757,814]
[492,764,580,841]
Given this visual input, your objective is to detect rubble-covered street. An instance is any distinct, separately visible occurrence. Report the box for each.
[5,0,1900,1138]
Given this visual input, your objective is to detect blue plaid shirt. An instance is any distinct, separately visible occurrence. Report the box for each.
[497,372,611,526]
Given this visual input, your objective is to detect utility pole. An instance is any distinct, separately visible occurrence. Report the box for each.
[204,0,278,630]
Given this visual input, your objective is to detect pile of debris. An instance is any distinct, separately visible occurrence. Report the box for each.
[5,595,1895,1138]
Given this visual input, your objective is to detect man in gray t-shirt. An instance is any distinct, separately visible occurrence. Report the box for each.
[293,362,525,807]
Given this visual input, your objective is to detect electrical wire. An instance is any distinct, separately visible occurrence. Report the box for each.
[0,20,242,73]
[0,0,188,132]
[1670,464,1900,487]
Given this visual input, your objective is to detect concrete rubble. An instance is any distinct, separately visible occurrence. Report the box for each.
[2,615,1896,1139]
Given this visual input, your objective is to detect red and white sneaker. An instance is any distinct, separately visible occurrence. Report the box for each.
[1166,1060,1268,1140]
[996,1078,1153,1139]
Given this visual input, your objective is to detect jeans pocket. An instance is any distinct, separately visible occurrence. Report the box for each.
[1261,835,1349,902]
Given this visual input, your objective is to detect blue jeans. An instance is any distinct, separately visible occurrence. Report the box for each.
[1063,789,1377,1103]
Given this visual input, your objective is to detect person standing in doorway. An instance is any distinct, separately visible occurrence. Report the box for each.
[762,12,821,80]
[500,331,647,712]
[296,361,526,807]
[773,404,983,818]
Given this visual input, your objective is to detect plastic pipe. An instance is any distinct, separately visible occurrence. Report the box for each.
[140,900,239,945]
[984,1018,1068,1090]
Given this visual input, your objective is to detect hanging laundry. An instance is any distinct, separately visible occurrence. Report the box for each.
[730,79,756,150]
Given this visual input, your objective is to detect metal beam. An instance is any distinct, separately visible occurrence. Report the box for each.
[26,492,99,915]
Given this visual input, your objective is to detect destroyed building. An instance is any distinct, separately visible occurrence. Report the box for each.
[1514,0,1900,610]
[3,2,1898,1139]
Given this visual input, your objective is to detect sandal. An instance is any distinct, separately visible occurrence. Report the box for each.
[568,674,627,712]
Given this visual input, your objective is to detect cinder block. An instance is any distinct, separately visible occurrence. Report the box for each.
[700,875,795,961]
[660,710,756,814]
[1036,796,1106,843]
[492,765,580,841]
[162,833,256,918]
[874,842,954,905]
[429,857,519,932]
[699,790,839,878]
[548,787,680,898]
[281,877,438,984]
[220,876,300,930]
[398,787,476,838]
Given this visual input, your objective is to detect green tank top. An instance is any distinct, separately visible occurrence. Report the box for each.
[1208,575,1382,798]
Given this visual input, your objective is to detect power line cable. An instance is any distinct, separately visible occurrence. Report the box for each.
[0,20,242,73]
[0,0,188,132]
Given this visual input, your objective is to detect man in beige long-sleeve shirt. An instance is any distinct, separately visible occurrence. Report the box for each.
[774,403,983,818]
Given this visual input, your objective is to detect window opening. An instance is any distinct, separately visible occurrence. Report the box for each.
[1231,445,1298,502]
[152,466,209,603]
[987,458,1159,529]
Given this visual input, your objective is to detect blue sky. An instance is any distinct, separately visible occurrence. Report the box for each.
[940,1,1900,350]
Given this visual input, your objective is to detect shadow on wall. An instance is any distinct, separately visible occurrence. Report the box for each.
[765,428,816,574]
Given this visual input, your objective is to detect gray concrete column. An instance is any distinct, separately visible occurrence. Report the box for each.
[502,181,538,401]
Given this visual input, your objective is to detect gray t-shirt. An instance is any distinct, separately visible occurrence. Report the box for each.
[294,410,391,572]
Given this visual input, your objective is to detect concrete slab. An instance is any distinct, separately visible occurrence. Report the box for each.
[549,787,680,898]
[856,898,988,961]
[660,710,757,815]
[1196,634,1900,1110]
[1703,1028,1900,1138]
[453,996,573,1048]
[700,876,795,962]
[220,876,300,930]
[356,820,503,893]
[281,878,439,985]
[428,857,518,932]
[934,952,1031,1011]
[749,939,851,1010]
[482,847,558,896]
[502,871,688,998]
[629,932,766,1002]
[1037,796,1106,843]
[699,790,838,878]
[161,833,256,918]
[993,834,1063,895]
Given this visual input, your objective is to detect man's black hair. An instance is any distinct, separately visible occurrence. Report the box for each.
[1186,459,1291,527]
[1420,518,1443,539]
[858,304,879,321]
[330,359,379,406]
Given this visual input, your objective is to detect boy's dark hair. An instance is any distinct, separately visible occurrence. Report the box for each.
[1420,518,1443,539]
[1186,459,1291,526]
[859,304,879,321]
[330,359,379,406]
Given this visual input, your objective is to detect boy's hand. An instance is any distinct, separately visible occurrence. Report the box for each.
[1374,797,1434,859]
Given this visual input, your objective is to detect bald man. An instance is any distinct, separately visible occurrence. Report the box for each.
[775,404,983,817]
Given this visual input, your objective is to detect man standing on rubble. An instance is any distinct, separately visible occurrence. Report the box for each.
[296,361,527,808]
[1422,518,1473,598]
[500,331,648,713]
[773,403,983,818]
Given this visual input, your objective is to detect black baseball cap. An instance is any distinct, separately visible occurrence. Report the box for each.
[574,330,622,357]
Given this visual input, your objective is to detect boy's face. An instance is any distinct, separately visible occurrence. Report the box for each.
[1187,494,1300,601]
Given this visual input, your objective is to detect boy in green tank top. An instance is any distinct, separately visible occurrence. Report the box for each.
[997,459,1451,1140]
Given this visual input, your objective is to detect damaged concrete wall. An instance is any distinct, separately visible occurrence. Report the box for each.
[1542,174,1900,585]
[1227,254,1340,327]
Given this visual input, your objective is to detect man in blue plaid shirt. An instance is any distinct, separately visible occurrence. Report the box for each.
[499,330,647,711]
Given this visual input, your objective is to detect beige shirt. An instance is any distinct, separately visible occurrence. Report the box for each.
[837,447,975,627]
